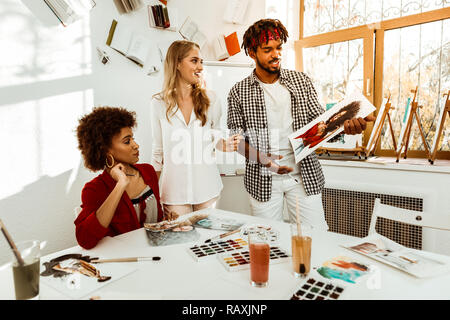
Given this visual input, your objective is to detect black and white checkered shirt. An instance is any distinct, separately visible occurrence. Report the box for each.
[227,68,326,202]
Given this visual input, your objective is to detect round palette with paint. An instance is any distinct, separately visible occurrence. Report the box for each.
[239,224,279,243]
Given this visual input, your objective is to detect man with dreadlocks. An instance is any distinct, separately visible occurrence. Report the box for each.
[227,19,374,227]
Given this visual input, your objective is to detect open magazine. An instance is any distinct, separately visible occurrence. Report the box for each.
[342,234,450,278]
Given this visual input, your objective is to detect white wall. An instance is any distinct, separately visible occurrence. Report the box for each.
[0,0,268,264]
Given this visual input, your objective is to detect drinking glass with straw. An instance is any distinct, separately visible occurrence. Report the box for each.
[291,196,312,278]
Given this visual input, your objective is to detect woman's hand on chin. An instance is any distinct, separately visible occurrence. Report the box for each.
[110,163,130,186]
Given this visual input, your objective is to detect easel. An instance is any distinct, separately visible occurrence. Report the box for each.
[395,87,431,162]
[365,94,397,158]
[317,141,365,159]
[429,90,450,164]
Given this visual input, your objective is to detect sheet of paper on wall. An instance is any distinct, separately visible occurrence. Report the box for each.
[106,20,150,67]
[223,0,249,24]
[20,0,61,26]
[179,16,207,49]
[288,91,375,163]
[146,46,161,75]
[342,234,450,278]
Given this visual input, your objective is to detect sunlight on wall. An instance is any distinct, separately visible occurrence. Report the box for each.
[0,89,94,200]
[0,1,92,87]
[0,0,94,201]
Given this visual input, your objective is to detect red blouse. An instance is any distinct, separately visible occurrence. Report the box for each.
[74,163,163,249]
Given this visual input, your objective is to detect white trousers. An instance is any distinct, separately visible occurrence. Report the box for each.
[248,174,329,231]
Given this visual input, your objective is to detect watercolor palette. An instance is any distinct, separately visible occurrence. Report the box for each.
[188,238,248,261]
[290,277,345,300]
[218,246,290,272]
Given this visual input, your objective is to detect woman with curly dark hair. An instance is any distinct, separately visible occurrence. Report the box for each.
[75,106,168,249]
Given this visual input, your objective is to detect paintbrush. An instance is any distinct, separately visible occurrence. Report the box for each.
[90,256,162,263]
[204,228,241,243]
[0,219,25,266]
[399,256,418,264]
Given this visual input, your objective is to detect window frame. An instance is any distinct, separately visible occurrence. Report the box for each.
[296,4,450,160]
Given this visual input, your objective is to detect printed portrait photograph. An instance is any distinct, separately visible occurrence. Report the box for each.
[289,91,376,163]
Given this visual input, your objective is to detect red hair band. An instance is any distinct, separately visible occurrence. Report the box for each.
[250,28,281,48]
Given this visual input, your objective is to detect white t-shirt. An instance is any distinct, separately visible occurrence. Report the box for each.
[150,90,224,205]
[257,79,299,175]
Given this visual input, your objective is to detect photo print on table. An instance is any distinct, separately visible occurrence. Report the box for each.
[40,253,136,299]
[41,254,110,282]
[316,256,371,284]
[343,234,450,278]
[289,91,375,163]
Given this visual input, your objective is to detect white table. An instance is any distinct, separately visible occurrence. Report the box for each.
[1,208,450,300]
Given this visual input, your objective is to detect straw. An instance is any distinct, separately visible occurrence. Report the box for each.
[295,196,306,275]
[0,219,25,266]
[295,196,302,238]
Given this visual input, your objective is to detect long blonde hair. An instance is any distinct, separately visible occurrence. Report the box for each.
[155,40,210,126]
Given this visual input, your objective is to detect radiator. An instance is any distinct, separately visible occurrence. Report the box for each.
[322,188,423,250]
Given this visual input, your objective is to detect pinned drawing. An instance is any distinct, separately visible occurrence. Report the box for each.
[289,91,375,163]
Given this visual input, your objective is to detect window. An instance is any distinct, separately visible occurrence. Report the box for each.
[297,1,450,159]
[380,19,449,153]
[304,0,449,36]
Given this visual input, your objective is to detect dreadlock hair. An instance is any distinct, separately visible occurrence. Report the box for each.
[242,19,289,55]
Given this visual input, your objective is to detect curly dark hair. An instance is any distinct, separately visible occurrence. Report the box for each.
[76,106,137,171]
[242,19,289,55]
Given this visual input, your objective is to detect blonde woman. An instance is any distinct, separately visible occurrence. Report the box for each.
[151,40,241,216]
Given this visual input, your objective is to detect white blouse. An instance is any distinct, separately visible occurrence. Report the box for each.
[150,90,224,205]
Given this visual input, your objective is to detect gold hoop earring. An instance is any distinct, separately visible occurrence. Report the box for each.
[105,154,115,168]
